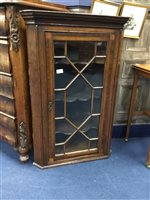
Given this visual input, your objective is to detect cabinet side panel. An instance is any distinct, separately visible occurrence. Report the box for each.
[8,9,33,158]
[26,25,45,166]
[101,32,123,155]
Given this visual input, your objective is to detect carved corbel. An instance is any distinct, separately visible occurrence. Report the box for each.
[7,6,20,52]
[18,122,29,162]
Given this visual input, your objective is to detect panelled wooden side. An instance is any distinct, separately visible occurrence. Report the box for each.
[0,114,16,130]
[0,7,8,36]
[0,95,15,116]
[0,74,14,98]
[0,7,17,146]
[0,43,11,73]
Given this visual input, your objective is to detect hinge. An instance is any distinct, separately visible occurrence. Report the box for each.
[8,6,20,52]
[48,101,54,112]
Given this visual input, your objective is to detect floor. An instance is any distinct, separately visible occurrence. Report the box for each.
[1,137,150,200]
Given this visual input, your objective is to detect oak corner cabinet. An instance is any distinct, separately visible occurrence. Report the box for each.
[0,1,67,162]
[21,10,128,168]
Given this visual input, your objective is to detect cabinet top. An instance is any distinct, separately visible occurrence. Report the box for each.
[21,9,129,30]
[0,0,68,11]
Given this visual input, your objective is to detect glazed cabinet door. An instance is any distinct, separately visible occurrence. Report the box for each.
[44,33,114,167]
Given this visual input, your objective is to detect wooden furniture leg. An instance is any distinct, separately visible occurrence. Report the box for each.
[125,73,139,141]
[125,64,150,168]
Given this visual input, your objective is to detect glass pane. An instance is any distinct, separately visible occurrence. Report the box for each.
[67,41,95,64]
[82,59,104,87]
[54,41,65,56]
[66,100,91,127]
[93,89,102,114]
[55,91,64,118]
[55,58,78,89]
[66,77,91,126]
[90,140,98,149]
[65,132,89,153]
[55,145,64,155]
[66,75,92,102]
[81,116,100,139]
[55,119,76,144]
[97,42,107,55]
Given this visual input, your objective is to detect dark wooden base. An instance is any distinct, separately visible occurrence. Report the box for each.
[33,154,110,169]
